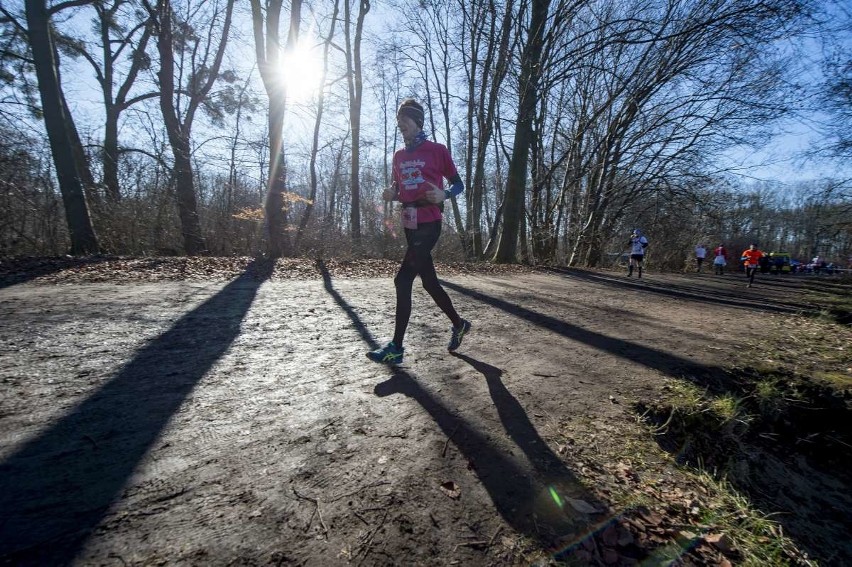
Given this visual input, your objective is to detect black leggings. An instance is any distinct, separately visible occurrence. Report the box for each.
[393,221,461,347]
[746,266,757,284]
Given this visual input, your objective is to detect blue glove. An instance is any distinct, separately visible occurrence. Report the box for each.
[444,174,464,200]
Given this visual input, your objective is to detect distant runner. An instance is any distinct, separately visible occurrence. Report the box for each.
[695,243,707,273]
[713,243,728,275]
[740,243,764,288]
[627,229,649,278]
[367,99,471,365]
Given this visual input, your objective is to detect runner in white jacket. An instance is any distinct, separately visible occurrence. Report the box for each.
[627,229,649,278]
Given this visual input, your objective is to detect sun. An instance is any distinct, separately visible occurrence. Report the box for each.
[279,41,323,102]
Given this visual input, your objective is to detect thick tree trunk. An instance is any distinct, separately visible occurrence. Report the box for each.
[155,0,206,255]
[265,93,289,258]
[345,0,369,251]
[251,0,299,258]
[492,0,548,263]
[25,0,99,255]
[172,137,206,254]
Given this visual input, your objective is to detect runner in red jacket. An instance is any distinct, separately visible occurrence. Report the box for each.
[713,244,728,275]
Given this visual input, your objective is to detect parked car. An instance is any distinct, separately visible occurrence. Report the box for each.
[768,252,793,273]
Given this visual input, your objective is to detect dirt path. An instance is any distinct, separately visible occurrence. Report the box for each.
[0,265,849,565]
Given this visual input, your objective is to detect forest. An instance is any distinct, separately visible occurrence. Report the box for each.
[1,0,850,269]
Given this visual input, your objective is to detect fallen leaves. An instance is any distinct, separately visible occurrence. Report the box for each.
[0,256,543,285]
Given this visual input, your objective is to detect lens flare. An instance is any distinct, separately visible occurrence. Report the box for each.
[278,41,323,102]
[548,486,564,509]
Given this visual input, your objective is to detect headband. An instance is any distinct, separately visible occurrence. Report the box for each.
[397,105,424,128]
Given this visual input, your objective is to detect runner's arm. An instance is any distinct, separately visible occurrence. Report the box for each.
[444,173,464,200]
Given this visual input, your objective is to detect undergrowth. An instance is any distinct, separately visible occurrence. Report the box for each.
[633,310,851,565]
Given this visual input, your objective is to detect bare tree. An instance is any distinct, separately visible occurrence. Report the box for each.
[295,0,339,252]
[817,2,852,169]
[22,0,99,254]
[62,0,155,203]
[249,0,301,258]
[514,0,811,267]
[492,0,549,263]
[343,0,370,250]
[461,0,516,258]
[146,0,235,255]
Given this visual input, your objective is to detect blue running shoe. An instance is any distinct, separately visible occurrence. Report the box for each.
[367,342,405,365]
[448,319,471,352]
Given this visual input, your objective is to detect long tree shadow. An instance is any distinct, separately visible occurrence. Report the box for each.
[318,259,379,350]
[442,277,851,563]
[316,266,606,553]
[544,267,812,316]
[0,258,274,565]
[441,279,730,390]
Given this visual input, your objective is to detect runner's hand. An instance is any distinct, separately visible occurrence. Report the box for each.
[424,182,444,204]
[382,186,397,201]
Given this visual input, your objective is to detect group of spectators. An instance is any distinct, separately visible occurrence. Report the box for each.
[803,256,842,275]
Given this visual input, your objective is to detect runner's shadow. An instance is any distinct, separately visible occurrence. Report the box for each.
[0,258,274,565]
[451,353,571,477]
[374,366,604,553]
[316,269,605,552]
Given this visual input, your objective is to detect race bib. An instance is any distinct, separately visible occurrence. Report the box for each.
[402,207,418,230]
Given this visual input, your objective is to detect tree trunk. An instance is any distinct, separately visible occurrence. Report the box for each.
[265,95,289,257]
[466,0,514,259]
[250,0,300,258]
[295,0,340,254]
[345,0,369,251]
[25,0,99,255]
[101,16,153,204]
[152,0,233,255]
[102,105,122,203]
[155,0,206,255]
[493,0,548,263]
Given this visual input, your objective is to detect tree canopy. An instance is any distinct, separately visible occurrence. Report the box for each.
[0,0,849,266]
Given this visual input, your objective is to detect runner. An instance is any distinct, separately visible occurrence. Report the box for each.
[695,243,707,273]
[367,99,471,365]
[627,229,649,278]
[713,243,728,275]
[740,243,764,288]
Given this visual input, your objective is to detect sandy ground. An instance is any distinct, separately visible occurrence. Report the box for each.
[0,264,849,566]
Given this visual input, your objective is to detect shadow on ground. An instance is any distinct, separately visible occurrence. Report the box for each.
[0,256,114,290]
[546,267,809,316]
[0,259,274,565]
[319,261,609,556]
[442,277,852,565]
[441,279,731,390]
